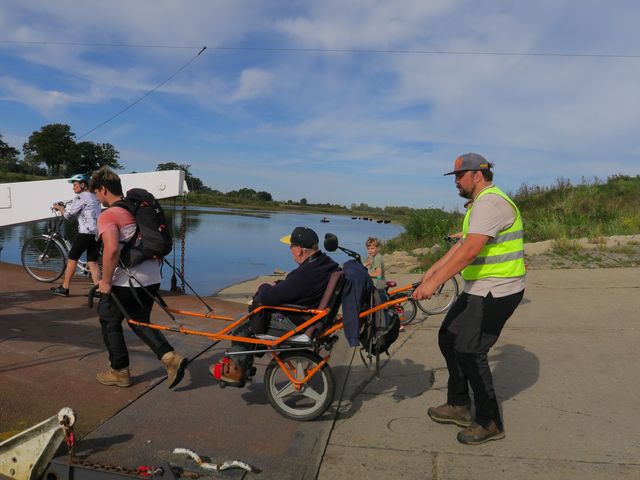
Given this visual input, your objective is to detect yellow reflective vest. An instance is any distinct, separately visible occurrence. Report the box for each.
[461,186,526,281]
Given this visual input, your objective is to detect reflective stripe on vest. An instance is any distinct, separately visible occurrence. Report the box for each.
[461,186,526,281]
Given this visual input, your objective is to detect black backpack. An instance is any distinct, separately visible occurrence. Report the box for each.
[112,188,173,267]
[360,288,400,366]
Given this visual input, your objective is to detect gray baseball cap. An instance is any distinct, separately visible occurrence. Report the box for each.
[444,153,493,176]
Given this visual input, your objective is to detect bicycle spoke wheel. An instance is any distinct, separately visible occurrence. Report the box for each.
[394,297,417,325]
[21,236,67,283]
[416,277,459,315]
[264,350,334,421]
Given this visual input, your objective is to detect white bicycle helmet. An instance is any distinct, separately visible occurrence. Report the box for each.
[68,173,90,184]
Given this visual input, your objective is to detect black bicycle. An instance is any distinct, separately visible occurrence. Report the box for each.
[21,203,97,282]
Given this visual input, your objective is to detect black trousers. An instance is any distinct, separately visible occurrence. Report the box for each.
[98,284,173,370]
[438,290,524,429]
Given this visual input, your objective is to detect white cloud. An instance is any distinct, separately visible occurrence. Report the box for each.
[228,69,275,102]
[0,76,75,112]
[1,0,640,208]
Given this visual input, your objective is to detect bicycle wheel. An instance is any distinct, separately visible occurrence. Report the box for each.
[21,236,67,282]
[264,350,334,421]
[416,277,459,315]
[391,295,417,325]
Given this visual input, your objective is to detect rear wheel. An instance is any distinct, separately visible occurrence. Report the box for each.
[391,295,418,325]
[21,236,67,282]
[416,277,459,315]
[264,350,334,421]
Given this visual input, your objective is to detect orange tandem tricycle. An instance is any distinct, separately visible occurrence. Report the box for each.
[106,233,420,421]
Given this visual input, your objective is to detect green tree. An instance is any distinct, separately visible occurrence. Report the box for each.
[256,191,273,202]
[67,141,122,175]
[0,134,21,172]
[157,162,206,192]
[23,124,76,176]
[300,198,308,205]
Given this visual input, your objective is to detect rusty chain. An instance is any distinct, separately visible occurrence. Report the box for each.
[60,415,164,477]
[180,194,186,293]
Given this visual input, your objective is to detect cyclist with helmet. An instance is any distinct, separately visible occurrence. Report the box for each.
[50,173,102,297]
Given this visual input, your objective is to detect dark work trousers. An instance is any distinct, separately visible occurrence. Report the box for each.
[98,284,173,370]
[438,290,524,429]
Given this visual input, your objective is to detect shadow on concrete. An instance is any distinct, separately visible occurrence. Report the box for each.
[329,357,435,420]
[491,343,540,401]
[73,433,135,458]
[172,354,225,393]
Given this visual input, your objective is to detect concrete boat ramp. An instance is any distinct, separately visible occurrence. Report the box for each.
[1,261,640,479]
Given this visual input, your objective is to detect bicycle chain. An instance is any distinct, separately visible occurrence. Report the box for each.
[60,416,164,478]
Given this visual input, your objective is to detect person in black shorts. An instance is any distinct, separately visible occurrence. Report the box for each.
[50,173,102,297]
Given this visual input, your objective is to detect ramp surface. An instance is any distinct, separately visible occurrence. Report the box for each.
[0,262,352,479]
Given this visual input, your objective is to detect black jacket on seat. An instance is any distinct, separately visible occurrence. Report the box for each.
[341,260,373,347]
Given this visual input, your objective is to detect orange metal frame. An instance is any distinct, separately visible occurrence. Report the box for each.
[127,285,415,387]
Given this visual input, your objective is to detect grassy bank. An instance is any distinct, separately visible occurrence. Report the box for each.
[382,175,640,264]
[515,175,640,242]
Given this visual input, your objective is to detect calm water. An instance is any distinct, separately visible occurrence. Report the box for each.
[0,207,402,296]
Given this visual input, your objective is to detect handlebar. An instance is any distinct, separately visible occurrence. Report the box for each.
[50,200,70,214]
[444,235,460,245]
[387,281,421,297]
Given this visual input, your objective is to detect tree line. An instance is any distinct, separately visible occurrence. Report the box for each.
[1,124,121,177]
[1,123,383,210]
[0,124,293,203]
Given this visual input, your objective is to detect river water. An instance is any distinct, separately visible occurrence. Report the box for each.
[0,206,402,296]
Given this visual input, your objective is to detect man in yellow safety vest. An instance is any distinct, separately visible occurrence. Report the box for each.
[413,153,526,445]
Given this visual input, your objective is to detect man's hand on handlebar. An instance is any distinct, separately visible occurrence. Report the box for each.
[413,279,439,300]
[444,233,462,244]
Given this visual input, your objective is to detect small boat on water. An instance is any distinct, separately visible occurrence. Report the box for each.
[320,217,330,223]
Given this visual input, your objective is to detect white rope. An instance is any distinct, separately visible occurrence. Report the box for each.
[172,448,253,472]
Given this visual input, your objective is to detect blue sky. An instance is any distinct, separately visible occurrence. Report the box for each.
[1,1,639,210]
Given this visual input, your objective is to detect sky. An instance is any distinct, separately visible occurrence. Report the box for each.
[1,1,640,210]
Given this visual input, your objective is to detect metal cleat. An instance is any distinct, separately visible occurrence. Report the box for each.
[0,407,76,480]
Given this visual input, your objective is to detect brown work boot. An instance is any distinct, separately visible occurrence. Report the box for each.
[457,421,505,445]
[427,403,472,427]
[96,367,132,387]
[161,351,188,389]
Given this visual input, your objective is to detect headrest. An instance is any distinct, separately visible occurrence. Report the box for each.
[324,233,339,252]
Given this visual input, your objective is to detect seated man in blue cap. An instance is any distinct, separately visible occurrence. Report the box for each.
[211,226,340,386]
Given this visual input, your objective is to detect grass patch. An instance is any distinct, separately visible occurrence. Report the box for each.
[551,237,583,255]
[607,244,637,255]
[589,236,608,251]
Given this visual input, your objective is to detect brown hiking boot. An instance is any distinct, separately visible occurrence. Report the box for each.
[427,403,472,427]
[96,367,132,387]
[161,351,188,389]
[457,421,505,445]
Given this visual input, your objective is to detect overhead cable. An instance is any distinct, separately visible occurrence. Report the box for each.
[1,39,638,59]
[77,46,207,139]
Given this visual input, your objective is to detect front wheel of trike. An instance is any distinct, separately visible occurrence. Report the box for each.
[264,350,334,421]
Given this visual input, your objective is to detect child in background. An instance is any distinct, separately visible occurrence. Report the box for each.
[364,237,386,289]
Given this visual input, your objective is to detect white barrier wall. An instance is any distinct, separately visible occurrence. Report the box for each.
[0,170,187,227]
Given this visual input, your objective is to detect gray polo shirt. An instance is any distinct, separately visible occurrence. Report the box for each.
[463,188,526,298]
